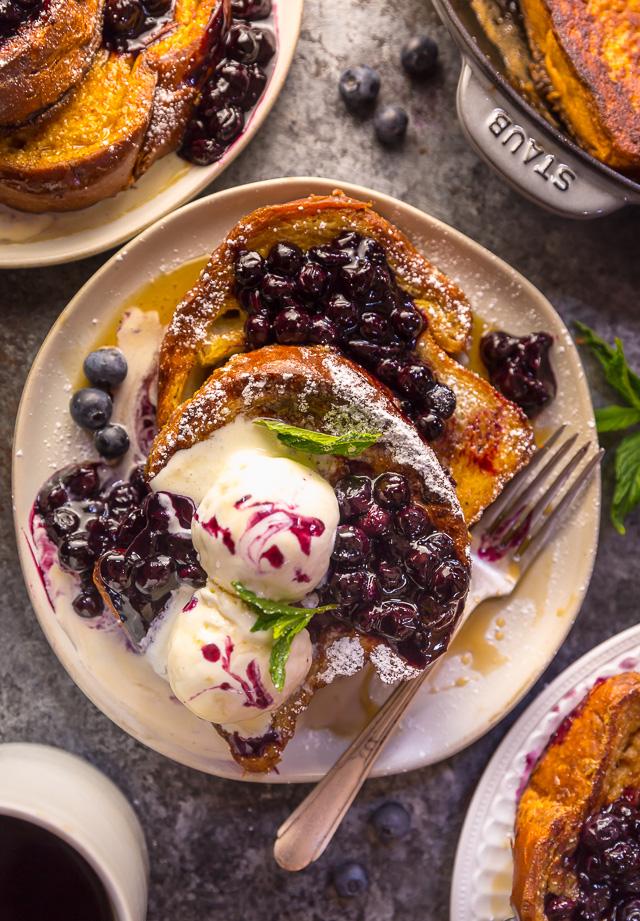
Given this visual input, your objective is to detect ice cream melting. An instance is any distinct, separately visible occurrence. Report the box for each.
[152,419,339,726]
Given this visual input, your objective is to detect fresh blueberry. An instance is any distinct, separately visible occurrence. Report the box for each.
[70,388,113,430]
[83,347,128,388]
[374,105,408,145]
[332,860,369,898]
[371,802,412,841]
[93,424,130,460]
[338,65,380,113]
[401,35,439,78]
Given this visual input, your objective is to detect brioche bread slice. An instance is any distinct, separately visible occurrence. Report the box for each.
[0,0,105,127]
[157,191,535,524]
[519,0,640,170]
[512,672,640,920]
[97,345,470,773]
[0,0,229,212]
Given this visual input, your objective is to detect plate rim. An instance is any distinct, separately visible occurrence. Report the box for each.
[0,0,304,269]
[12,175,600,782]
[449,623,640,921]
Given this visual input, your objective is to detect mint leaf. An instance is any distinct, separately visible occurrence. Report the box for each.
[254,419,380,456]
[612,431,640,535]
[575,321,640,408]
[233,582,336,691]
[595,406,640,433]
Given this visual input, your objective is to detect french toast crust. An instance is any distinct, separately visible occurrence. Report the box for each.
[511,672,640,920]
[519,0,640,169]
[156,192,534,525]
[0,0,230,212]
[157,191,474,425]
[0,0,105,127]
[142,344,470,772]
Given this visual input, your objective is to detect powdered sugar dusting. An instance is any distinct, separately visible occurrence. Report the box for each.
[318,636,365,683]
[370,645,421,684]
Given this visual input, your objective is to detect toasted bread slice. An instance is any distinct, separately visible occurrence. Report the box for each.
[519,0,640,169]
[136,345,469,772]
[0,0,229,212]
[0,0,105,127]
[157,192,534,524]
[512,672,640,920]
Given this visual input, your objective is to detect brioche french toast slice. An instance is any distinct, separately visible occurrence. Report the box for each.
[97,345,470,772]
[519,0,640,170]
[0,0,229,212]
[157,191,535,524]
[0,0,105,127]
[512,672,640,921]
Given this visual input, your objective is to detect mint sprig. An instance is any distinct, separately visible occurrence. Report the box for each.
[233,582,336,691]
[575,321,640,534]
[254,419,380,456]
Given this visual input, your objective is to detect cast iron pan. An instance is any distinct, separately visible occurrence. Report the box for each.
[433,0,640,218]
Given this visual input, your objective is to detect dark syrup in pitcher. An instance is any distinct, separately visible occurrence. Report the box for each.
[0,815,114,921]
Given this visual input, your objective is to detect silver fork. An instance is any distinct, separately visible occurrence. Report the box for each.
[274,426,603,871]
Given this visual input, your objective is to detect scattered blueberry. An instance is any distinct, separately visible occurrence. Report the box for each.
[83,347,128,388]
[371,802,412,841]
[401,35,439,78]
[339,65,381,113]
[373,105,408,145]
[93,424,130,460]
[70,388,113,431]
[332,860,369,898]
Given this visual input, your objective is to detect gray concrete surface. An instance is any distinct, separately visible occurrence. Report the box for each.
[2,0,640,918]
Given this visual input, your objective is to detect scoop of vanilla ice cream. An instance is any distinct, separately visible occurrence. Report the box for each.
[191,452,339,602]
[166,583,311,724]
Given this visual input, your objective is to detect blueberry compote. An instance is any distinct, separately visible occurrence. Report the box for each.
[0,0,43,41]
[34,462,150,620]
[102,0,178,53]
[481,330,556,417]
[97,491,206,643]
[545,788,640,921]
[180,1,276,165]
[233,233,458,442]
[314,463,469,669]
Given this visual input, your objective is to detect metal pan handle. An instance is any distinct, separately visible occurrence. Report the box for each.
[456,60,632,218]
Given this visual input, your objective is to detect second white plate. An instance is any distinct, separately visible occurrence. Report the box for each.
[13,176,599,782]
[451,625,640,921]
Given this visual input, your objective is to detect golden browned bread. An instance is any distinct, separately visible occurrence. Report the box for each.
[519,0,640,170]
[138,345,469,772]
[157,191,535,524]
[512,672,640,920]
[0,0,229,212]
[0,0,105,127]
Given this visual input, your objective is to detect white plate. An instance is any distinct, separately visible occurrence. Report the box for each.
[451,626,640,921]
[0,0,303,268]
[12,177,599,783]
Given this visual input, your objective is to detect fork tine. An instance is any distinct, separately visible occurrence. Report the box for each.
[485,429,577,538]
[499,441,589,546]
[479,425,567,532]
[515,448,604,572]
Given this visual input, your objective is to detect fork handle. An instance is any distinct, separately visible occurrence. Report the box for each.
[274,665,431,870]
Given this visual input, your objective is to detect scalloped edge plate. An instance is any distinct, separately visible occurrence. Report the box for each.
[13,176,599,782]
[449,627,640,921]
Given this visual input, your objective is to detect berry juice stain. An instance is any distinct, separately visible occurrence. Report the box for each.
[0,816,114,921]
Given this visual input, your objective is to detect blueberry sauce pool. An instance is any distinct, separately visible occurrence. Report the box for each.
[233,232,458,442]
[481,329,556,417]
[34,462,151,619]
[545,789,640,921]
